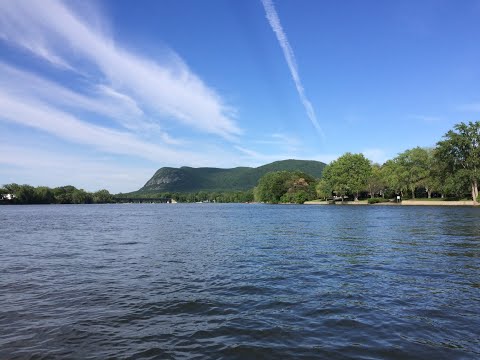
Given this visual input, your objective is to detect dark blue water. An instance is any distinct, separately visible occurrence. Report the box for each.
[0,204,479,359]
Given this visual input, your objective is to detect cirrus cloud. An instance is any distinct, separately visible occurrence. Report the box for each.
[0,0,241,139]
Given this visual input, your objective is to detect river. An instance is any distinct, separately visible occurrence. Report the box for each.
[1,204,479,359]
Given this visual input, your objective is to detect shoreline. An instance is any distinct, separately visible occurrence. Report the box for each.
[304,199,476,206]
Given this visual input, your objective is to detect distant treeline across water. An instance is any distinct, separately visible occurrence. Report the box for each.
[0,184,113,204]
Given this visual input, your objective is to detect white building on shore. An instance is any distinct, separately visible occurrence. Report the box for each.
[1,194,16,200]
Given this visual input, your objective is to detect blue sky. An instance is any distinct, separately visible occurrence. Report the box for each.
[1,0,480,192]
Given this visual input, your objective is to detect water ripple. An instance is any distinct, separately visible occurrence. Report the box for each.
[1,204,479,359]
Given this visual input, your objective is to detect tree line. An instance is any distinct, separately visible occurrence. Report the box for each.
[116,190,255,203]
[3,121,479,205]
[316,121,480,204]
[0,184,113,204]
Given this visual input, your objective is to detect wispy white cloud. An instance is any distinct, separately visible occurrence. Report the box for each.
[0,62,191,146]
[0,0,249,192]
[0,89,206,164]
[0,62,146,129]
[234,145,264,158]
[260,0,323,137]
[96,84,144,118]
[0,1,75,70]
[0,0,241,139]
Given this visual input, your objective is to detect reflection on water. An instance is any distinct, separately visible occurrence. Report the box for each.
[0,204,479,359]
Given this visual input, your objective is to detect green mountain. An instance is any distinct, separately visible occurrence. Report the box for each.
[138,159,326,193]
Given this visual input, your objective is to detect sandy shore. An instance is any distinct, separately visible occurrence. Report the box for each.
[304,199,476,206]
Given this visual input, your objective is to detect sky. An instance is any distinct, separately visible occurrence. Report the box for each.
[1,0,480,193]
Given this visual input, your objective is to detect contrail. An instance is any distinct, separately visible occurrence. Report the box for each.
[260,0,324,137]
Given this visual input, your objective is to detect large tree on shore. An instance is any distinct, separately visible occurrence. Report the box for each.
[367,163,386,198]
[381,159,404,196]
[322,153,372,201]
[254,171,316,204]
[421,148,440,198]
[435,121,480,203]
[396,147,431,199]
[315,178,333,200]
[93,189,113,204]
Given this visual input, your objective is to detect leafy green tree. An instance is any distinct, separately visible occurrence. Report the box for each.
[15,185,36,204]
[254,171,291,203]
[3,183,21,194]
[72,189,93,204]
[421,149,451,199]
[281,175,316,204]
[441,170,470,198]
[322,153,372,201]
[435,121,480,203]
[396,147,430,199]
[93,189,113,203]
[320,164,347,200]
[53,186,77,204]
[34,186,55,204]
[315,178,332,200]
[196,191,208,202]
[421,148,442,198]
[367,164,385,198]
[255,171,316,203]
[381,159,404,196]
[185,193,196,202]
[228,190,254,203]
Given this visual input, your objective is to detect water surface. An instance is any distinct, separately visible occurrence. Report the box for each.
[1,204,479,359]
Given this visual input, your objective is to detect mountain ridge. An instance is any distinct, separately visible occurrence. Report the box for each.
[137,159,326,193]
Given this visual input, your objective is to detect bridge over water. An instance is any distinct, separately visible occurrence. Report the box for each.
[115,197,173,204]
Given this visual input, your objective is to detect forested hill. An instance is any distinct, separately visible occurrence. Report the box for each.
[138,159,326,193]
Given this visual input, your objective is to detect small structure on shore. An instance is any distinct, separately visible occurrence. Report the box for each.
[1,193,16,201]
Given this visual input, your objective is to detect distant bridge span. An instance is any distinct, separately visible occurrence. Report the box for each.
[115,197,173,203]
